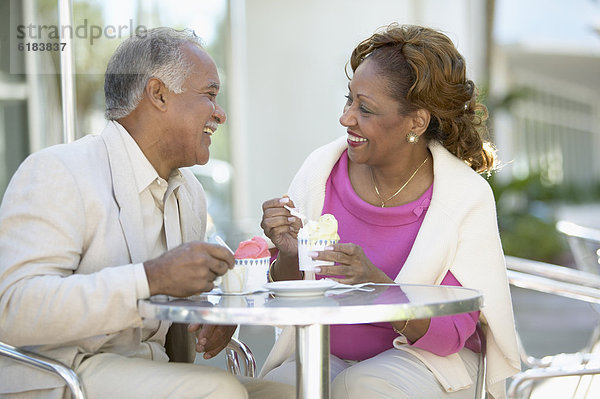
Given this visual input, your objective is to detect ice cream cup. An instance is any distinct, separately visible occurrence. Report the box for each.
[298,238,339,272]
[237,256,270,292]
[221,296,247,307]
[221,263,248,293]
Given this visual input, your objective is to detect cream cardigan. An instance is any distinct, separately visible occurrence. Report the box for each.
[259,136,520,399]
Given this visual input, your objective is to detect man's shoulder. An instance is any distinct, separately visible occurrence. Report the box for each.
[33,134,105,162]
[56,132,103,152]
[19,134,109,186]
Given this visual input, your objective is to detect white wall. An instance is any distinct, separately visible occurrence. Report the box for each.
[227,0,487,235]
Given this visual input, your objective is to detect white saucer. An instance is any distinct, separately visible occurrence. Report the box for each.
[263,279,337,297]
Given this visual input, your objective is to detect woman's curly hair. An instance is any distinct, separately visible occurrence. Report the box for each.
[349,23,496,173]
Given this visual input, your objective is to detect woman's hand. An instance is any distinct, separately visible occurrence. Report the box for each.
[260,196,303,256]
[188,324,237,359]
[311,243,394,285]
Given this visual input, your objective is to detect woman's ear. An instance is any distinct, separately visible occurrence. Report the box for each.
[411,109,431,136]
[145,78,168,112]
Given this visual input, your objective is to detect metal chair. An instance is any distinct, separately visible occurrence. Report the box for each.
[556,220,600,275]
[0,336,256,399]
[0,340,86,399]
[225,336,257,377]
[505,255,600,399]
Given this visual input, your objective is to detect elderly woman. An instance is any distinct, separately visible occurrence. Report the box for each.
[259,24,520,399]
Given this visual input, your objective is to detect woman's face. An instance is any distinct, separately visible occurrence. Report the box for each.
[339,58,414,167]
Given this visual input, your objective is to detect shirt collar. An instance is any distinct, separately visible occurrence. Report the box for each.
[114,121,183,193]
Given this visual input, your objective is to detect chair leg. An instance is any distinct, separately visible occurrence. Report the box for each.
[474,354,485,399]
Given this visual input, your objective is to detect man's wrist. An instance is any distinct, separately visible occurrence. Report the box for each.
[134,262,152,298]
[143,259,163,296]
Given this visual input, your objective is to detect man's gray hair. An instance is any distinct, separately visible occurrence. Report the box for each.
[104,27,203,120]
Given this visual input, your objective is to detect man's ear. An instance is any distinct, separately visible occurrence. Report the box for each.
[411,109,431,136]
[145,78,168,112]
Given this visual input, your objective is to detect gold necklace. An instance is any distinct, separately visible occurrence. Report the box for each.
[370,156,429,207]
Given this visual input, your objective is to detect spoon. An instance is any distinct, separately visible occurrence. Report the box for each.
[215,235,235,255]
[214,235,236,290]
[321,280,376,292]
[284,205,308,224]
[325,280,376,289]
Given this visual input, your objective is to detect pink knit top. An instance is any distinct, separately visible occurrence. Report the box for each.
[318,151,481,361]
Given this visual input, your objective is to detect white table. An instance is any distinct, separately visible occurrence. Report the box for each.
[139,284,483,399]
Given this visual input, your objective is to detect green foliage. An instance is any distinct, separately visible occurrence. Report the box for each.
[490,171,600,262]
[499,213,565,262]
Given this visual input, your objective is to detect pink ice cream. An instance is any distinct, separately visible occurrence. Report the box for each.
[234,236,270,259]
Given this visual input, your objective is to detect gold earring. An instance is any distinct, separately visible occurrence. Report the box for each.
[406,132,419,144]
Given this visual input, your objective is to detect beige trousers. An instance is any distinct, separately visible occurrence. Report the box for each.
[263,347,481,399]
[73,352,295,399]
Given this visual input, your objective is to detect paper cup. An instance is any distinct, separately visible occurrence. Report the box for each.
[236,256,270,292]
[298,239,339,272]
[221,296,247,307]
[221,263,248,293]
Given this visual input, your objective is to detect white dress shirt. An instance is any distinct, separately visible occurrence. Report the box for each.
[115,122,184,341]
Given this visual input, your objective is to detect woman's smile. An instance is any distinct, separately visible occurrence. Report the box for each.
[347,130,368,147]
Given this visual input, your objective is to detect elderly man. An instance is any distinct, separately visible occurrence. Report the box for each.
[0,28,293,398]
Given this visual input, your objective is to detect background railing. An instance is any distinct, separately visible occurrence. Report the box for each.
[509,71,600,187]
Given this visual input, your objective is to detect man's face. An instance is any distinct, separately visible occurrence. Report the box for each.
[162,44,226,168]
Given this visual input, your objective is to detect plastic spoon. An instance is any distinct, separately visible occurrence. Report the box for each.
[214,236,236,290]
[284,205,308,224]
[215,235,235,255]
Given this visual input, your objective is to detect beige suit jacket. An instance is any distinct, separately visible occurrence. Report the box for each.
[0,121,207,396]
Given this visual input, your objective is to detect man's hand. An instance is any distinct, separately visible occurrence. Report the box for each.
[144,241,234,297]
[187,324,237,359]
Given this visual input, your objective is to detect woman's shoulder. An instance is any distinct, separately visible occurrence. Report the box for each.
[429,142,496,214]
[430,141,493,191]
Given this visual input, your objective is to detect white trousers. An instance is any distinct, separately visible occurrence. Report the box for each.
[263,347,481,399]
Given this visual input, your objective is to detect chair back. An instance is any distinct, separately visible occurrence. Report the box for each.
[556,220,600,275]
[225,337,257,377]
[505,256,600,398]
[1,332,255,398]
[0,340,86,399]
